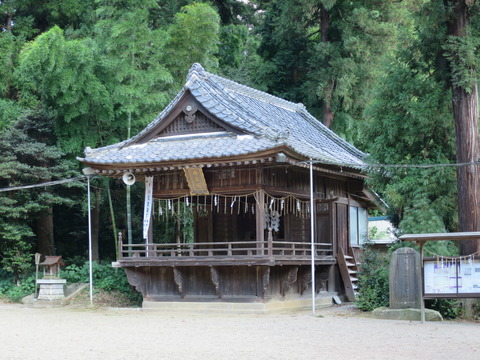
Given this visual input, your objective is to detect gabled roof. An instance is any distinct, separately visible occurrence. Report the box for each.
[78,63,366,169]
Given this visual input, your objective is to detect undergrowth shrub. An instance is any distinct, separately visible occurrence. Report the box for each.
[0,270,35,303]
[62,261,142,305]
[0,261,141,305]
[356,246,389,311]
[426,298,462,319]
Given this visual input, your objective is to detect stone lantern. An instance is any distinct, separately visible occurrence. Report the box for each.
[36,256,66,301]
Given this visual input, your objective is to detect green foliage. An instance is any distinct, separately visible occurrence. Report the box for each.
[356,246,390,311]
[5,275,35,302]
[0,112,81,280]
[16,26,115,154]
[0,99,25,130]
[94,0,173,137]
[0,271,35,303]
[164,2,221,85]
[217,23,266,90]
[361,54,457,232]
[443,34,480,93]
[0,31,23,100]
[218,24,249,69]
[399,196,446,234]
[62,261,142,304]
[256,0,399,131]
[426,298,462,320]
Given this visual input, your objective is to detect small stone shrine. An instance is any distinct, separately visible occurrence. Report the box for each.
[36,256,66,301]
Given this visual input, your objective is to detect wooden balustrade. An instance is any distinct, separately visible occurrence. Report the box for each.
[117,239,333,260]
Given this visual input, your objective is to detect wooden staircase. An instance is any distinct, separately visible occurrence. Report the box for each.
[337,247,360,302]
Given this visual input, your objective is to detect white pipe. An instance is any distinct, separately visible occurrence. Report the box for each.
[87,176,93,305]
[309,159,316,315]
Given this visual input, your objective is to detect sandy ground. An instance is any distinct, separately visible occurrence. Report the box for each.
[0,303,479,360]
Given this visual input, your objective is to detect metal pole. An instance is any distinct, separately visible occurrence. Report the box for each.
[87,176,93,305]
[420,242,425,324]
[310,159,316,315]
[127,185,132,254]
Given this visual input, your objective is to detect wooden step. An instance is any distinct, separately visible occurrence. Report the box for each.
[336,247,360,302]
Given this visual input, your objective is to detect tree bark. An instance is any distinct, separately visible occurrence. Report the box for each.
[36,208,55,255]
[320,4,334,128]
[445,0,480,254]
[454,83,480,254]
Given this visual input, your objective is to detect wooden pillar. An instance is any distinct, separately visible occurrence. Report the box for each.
[256,190,265,255]
[147,213,153,257]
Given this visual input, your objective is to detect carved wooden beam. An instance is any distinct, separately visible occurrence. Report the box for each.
[317,267,330,293]
[124,268,147,297]
[173,267,185,298]
[280,266,298,297]
[260,266,270,299]
[210,266,222,298]
[299,268,312,296]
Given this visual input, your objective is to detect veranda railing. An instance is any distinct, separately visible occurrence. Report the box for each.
[117,240,333,259]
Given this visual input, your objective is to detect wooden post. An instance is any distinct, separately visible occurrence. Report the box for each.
[118,232,123,260]
[420,241,425,324]
[34,253,41,299]
[256,190,265,255]
[267,229,273,258]
[147,213,154,257]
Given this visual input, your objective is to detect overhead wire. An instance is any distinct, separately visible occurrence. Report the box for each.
[1,159,478,193]
[298,159,480,169]
[0,176,87,193]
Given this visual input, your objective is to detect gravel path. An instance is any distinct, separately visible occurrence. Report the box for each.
[1,304,479,359]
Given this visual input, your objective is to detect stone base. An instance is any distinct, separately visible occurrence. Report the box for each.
[142,293,338,314]
[37,279,66,301]
[372,307,443,321]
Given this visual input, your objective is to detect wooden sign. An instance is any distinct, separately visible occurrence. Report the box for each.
[183,168,209,195]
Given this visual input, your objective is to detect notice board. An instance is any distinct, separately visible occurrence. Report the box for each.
[423,258,480,298]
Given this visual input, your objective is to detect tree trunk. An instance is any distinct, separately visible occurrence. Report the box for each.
[445,0,480,254]
[454,83,480,254]
[7,13,12,32]
[36,208,55,255]
[320,4,334,128]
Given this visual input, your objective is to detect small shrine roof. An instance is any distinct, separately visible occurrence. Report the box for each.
[40,256,64,266]
[78,63,366,169]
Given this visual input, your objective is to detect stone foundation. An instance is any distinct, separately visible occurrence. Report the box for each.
[37,279,66,301]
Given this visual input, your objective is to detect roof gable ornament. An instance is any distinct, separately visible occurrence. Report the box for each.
[183,103,197,124]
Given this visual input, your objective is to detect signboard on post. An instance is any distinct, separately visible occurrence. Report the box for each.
[423,258,480,298]
[399,232,480,323]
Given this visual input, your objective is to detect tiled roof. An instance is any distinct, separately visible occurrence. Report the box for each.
[83,133,277,165]
[79,63,366,168]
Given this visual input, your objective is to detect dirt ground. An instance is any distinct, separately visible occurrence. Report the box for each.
[0,303,479,360]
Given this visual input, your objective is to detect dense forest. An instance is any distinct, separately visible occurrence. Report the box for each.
[0,0,479,281]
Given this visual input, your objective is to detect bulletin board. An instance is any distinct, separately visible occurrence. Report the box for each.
[423,257,480,298]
